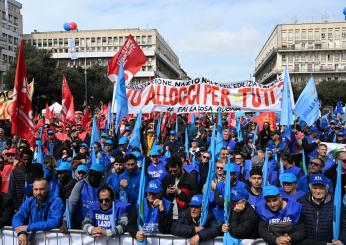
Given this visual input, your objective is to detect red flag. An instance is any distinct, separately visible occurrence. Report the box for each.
[45,102,51,124]
[11,40,35,146]
[81,108,91,130]
[107,34,147,83]
[253,112,277,131]
[61,76,75,122]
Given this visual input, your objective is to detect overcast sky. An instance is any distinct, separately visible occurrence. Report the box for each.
[20,0,345,82]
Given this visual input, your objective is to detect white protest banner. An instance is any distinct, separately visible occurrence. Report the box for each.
[113,77,284,114]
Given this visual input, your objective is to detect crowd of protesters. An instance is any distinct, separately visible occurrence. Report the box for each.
[0,111,345,245]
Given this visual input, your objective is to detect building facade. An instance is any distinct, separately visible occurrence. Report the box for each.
[0,0,22,83]
[254,22,346,88]
[22,28,188,83]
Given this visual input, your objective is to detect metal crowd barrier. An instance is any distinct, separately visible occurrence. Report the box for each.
[0,227,224,245]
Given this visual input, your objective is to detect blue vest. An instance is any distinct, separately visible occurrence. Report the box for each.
[256,199,302,225]
[279,188,305,202]
[90,201,128,229]
[146,163,167,181]
[80,180,100,221]
[284,166,302,179]
[323,158,335,172]
[247,191,263,209]
[106,173,121,191]
[216,180,246,197]
[143,198,172,233]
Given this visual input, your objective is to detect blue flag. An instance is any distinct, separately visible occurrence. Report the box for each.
[334,98,343,115]
[301,150,307,176]
[129,111,142,150]
[106,102,113,130]
[280,67,294,131]
[189,113,196,133]
[65,199,71,229]
[333,160,342,241]
[294,77,320,126]
[90,116,100,164]
[175,115,178,136]
[36,127,44,165]
[185,127,190,161]
[156,113,162,141]
[236,119,243,142]
[223,156,242,245]
[200,125,216,226]
[262,149,269,187]
[137,157,147,245]
[115,62,129,133]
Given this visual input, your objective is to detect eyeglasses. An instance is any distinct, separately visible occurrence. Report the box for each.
[309,161,321,167]
[99,198,111,203]
[340,159,346,163]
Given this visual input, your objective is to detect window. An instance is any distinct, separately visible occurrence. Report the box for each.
[148,35,152,44]
[335,28,340,39]
[308,30,313,40]
[136,36,140,43]
[315,30,320,40]
[301,30,306,39]
[327,54,332,62]
[295,30,300,40]
[102,37,106,44]
[282,31,287,40]
[308,64,313,72]
[321,33,326,39]
[288,31,293,41]
[142,36,147,44]
[119,36,123,44]
[108,37,112,45]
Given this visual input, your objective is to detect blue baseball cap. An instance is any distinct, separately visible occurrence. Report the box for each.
[279,173,297,183]
[224,163,237,173]
[152,144,163,152]
[56,162,73,172]
[310,174,327,186]
[169,130,176,135]
[118,136,129,145]
[80,143,88,149]
[309,127,319,134]
[125,126,132,131]
[150,147,160,156]
[76,165,88,173]
[146,179,163,193]
[263,185,280,197]
[104,139,113,145]
[189,194,203,206]
[47,130,55,135]
[101,132,108,138]
[247,133,254,138]
[191,138,198,142]
[231,188,249,202]
[132,151,142,159]
[89,163,104,173]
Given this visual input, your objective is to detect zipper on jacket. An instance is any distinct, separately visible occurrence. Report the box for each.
[315,209,319,240]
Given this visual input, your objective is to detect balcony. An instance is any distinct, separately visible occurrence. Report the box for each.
[291,66,346,73]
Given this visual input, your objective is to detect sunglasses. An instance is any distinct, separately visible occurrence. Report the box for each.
[6,154,15,157]
[77,171,86,175]
[202,156,210,160]
[309,161,321,167]
[99,198,111,203]
[216,166,224,170]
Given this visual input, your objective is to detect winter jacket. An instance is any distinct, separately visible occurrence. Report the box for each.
[171,209,220,242]
[116,169,141,204]
[228,202,259,239]
[0,192,13,227]
[12,196,64,231]
[298,192,346,244]
[162,170,198,213]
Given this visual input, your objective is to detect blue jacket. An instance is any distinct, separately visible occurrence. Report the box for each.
[12,196,64,231]
[146,162,167,181]
[117,169,141,204]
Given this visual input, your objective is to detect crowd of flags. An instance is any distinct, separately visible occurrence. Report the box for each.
[10,34,344,243]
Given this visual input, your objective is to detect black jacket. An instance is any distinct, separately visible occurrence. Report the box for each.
[0,192,12,227]
[298,193,346,244]
[171,209,220,242]
[162,170,198,212]
[228,202,259,239]
[127,201,173,238]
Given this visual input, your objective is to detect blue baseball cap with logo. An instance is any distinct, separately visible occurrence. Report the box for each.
[310,174,327,186]
[146,179,163,193]
[150,147,160,156]
[247,133,254,139]
[263,185,280,197]
[89,163,104,173]
[279,172,297,183]
[230,188,249,202]
[189,194,203,206]
[101,132,108,138]
[169,130,176,135]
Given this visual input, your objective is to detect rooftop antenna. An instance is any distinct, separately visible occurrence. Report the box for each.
[322,12,329,23]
